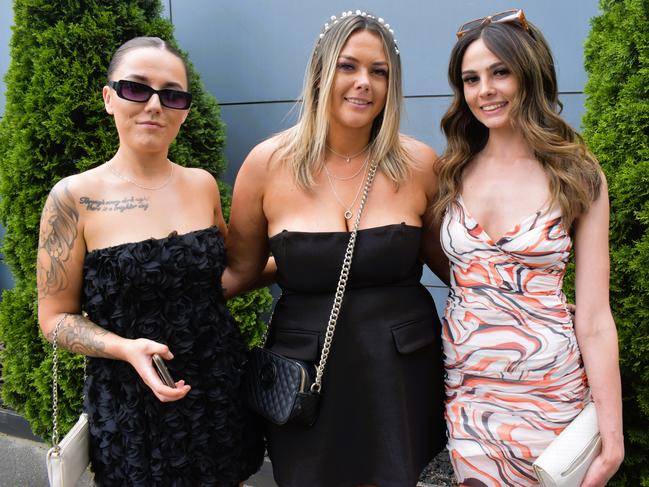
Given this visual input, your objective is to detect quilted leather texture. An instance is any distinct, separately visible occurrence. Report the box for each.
[244,347,319,426]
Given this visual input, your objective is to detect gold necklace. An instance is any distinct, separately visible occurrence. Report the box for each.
[326,143,370,163]
[325,158,370,220]
[109,161,174,191]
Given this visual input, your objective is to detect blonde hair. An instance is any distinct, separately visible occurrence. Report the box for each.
[433,20,601,229]
[277,13,412,189]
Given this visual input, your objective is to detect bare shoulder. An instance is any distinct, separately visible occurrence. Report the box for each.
[235,134,287,188]
[55,164,118,198]
[399,133,438,182]
[42,168,113,232]
[179,165,219,190]
[243,134,285,171]
[400,134,437,168]
[46,172,90,206]
[174,166,221,212]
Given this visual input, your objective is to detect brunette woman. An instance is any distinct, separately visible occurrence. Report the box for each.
[432,10,624,486]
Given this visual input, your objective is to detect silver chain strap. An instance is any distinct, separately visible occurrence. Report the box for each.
[51,312,87,451]
[310,162,378,393]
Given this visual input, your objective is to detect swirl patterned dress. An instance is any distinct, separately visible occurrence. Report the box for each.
[440,197,591,486]
[81,227,264,487]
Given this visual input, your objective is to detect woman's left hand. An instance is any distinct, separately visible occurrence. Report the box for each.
[580,435,624,487]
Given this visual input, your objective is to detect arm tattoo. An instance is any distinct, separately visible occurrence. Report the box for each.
[37,181,79,298]
[46,313,114,358]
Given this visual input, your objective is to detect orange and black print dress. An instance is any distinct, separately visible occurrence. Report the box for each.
[440,196,591,486]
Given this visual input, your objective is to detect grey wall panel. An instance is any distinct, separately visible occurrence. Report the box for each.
[170,1,599,105]
[402,96,452,154]
[397,0,600,95]
[0,0,13,116]
[219,101,299,183]
[426,284,449,318]
[0,1,14,291]
[559,93,587,132]
[423,264,445,288]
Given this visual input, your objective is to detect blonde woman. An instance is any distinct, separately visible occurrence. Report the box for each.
[432,10,624,486]
[224,11,446,487]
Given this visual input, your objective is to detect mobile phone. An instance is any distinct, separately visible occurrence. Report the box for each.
[152,354,176,388]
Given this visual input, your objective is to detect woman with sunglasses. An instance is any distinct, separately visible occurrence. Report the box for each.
[431,10,624,486]
[36,37,263,485]
[223,11,446,487]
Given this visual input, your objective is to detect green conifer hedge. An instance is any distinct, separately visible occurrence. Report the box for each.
[0,0,271,440]
[583,0,649,484]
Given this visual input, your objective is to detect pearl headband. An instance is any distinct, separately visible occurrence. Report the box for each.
[318,10,400,55]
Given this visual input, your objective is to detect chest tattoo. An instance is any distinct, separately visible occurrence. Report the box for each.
[79,196,150,212]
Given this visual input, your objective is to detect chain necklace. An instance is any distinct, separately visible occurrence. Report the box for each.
[326,143,370,163]
[109,160,174,191]
[323,157,369,181]
[325,158,370,219]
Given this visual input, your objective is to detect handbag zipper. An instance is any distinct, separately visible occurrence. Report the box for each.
[298,366,307,393]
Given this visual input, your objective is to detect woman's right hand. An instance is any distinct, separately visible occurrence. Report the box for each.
[124,338,191,402]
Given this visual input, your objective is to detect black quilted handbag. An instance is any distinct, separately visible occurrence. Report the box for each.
[244,347,319,426]
[243,162,378,428]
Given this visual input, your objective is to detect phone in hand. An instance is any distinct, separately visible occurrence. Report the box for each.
[152,353,176,388]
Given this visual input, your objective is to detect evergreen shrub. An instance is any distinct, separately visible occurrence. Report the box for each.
[582,0,649,484]
[0,0,271,440]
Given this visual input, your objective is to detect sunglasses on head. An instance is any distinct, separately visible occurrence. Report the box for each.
[456,9,529,39]
[108,80,192,110]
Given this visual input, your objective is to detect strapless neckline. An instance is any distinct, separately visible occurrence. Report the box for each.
[269,222,420,242]
[86,225,219,257]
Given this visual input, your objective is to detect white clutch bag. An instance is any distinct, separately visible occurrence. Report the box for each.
[45,317,90,487]
[533,402,601,487]
[46,413,90,487]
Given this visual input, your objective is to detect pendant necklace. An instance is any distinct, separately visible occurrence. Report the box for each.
[325,158,370,220]
[326,143,370,163]
[109,160,174,191]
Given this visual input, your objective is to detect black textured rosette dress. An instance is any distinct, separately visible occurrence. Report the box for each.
[81,227,264,486]
[265,223,446,487]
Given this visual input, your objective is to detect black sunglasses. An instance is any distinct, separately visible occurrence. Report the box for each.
[108,80,192,110]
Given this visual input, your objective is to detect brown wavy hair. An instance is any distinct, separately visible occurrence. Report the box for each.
[432,19,601,229]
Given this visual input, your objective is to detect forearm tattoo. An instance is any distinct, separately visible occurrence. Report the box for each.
[37,181,79,298]
[46,313,113,358]
[79,196,149,212]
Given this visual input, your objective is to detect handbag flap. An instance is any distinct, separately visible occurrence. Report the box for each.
[533,403,600,486]
[270,329,320,362]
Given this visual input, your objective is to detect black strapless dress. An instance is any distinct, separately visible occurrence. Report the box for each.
[81,227,264,486]
[265,223,446,487]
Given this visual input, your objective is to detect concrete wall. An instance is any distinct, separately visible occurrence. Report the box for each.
[0,1,600,305]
